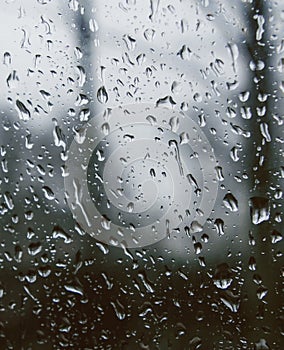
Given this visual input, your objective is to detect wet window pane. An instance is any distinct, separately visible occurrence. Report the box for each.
[0,1,283,349]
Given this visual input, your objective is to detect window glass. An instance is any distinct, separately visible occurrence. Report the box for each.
[0,1,283,349]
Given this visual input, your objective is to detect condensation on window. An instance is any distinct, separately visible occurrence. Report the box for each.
[0,0,283,349]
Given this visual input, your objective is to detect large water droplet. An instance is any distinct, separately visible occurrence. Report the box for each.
[97,86,108,104]
[223,193,238,212]
[213,263,233,289]
[42,186,55,200]
[3,51,11,65]
[6,70,19,89]
[144,28,155,41]
[249,197,270,225]
[52,225,72,243]
[123,35,136,51]
[214,218,225,236]
[64,283,84,296]
[28,242,42,256]
[271,229,282,244]
[16,100,31,121]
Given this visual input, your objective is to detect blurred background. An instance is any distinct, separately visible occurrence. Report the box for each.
[0,0,283,349]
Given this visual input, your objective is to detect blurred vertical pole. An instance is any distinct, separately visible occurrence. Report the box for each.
[245,0,271,195]
[242,0,282,346]
[73,0,97,129]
